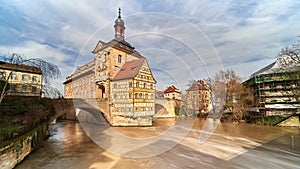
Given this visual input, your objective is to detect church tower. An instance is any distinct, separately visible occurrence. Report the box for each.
[114,8,125,40]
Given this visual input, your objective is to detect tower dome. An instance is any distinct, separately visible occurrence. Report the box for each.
[114,8,125,40]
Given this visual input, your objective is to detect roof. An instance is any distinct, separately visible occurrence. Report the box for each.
[164,85,181,93]
[186,80,210,91]
[64,61,94,84]
[0,61,42,74]
[92,38,144,58]
[112,58,145,81]
[250,54,300,78]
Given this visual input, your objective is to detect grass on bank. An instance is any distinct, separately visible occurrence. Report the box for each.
[0,96,55,145]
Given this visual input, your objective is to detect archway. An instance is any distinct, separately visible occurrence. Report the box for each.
[97,84,105,98]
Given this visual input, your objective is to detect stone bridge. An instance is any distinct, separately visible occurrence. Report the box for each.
[50,99,109,125]
[50,98,180,125]
[154,98,180,118]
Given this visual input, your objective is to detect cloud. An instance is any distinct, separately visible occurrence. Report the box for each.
[0,40,74,93]
[1,0,300,93]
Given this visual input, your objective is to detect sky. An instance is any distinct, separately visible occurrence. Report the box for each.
[1,0,300,93]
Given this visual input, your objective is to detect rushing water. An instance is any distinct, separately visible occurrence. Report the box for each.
[16,119,300,169]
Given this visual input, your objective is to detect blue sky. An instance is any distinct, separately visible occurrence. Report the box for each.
[1,0,300,93]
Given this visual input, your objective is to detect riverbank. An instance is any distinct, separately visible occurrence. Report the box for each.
[0,122,48,169]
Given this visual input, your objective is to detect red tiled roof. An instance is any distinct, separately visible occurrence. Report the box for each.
[164,85,181,93]
[0,61,42,74]
[112,58,144,81]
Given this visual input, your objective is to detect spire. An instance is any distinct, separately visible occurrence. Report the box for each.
[118,7,121,18]
[114,8,125,40]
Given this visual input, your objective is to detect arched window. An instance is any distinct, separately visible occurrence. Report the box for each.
[118,55,122,63]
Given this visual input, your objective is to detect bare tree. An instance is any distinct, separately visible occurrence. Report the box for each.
[0,53,61,103]
[277,37,300,66]
[210,70,254,121]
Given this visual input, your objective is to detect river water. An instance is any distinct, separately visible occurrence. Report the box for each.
[16,118,300,169]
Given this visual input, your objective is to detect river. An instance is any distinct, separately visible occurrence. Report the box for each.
[15,118,300,169]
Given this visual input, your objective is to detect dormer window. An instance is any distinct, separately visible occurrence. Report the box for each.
[131,66,136,71]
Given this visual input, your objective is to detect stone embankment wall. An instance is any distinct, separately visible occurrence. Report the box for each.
[0,123,47,169]
[276,115,300,127]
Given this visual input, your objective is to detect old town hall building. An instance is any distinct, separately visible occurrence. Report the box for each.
[64,9,156,126]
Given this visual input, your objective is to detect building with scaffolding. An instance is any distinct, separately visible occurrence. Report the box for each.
[244,55,300,116]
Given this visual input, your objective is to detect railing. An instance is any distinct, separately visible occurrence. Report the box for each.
[95,76,107,82]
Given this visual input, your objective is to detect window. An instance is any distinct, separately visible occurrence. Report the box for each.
[113,83,117,89]
[145,94,148,99]
[10,85,17,92]
[129,94,132,99]
[135,93,138,98]
[139,93,142,98]
[118,55,122,63]
[150,84,153,89]
[114,94,117,99]
[143,83,147,88]
[136,82,139,88]
[10,74,16,80]
[22,85,27,92]
[32,76,37,82]
[0,72,5,79]
[22,75,29,81]
[129,82,132,87]
[32,86,37,93]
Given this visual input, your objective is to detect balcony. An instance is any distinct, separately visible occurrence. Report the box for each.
[95,76,107,83]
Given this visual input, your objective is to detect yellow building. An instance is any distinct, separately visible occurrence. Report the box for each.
[185,80,211,114]
[64,61,95,99]
[0,61,42,97]
[111,58,156,125]
[64,8,156,126]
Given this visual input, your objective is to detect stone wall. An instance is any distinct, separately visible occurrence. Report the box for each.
[0,123,47,169]
[276,115,300,127]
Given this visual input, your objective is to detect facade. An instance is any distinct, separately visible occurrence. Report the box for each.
[111,58,156,125]
[64,61,96,99]
[185,80,211,113]
[244,55,300,116]
[64,8,156,126]
[163,85,181,100]
[0,61,42,97]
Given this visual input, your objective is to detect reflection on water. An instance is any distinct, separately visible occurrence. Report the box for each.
[16,119,300,169]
